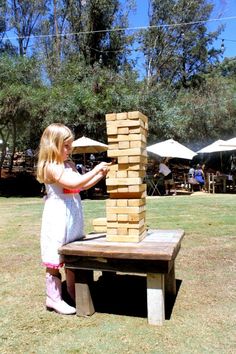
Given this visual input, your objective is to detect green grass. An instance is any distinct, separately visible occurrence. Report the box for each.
[0,194,235,354]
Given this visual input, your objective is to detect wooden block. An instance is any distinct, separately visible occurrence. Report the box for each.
[116,112,128,120]
[117,227,128,235]
[93,225,107,232]
[118,141,130,149]
[117,186,129,193]
[107,170,116,178]
[116,170,128,178]
[107,135,119,143]
[106,231,146,243]
[128,184,146,193]
[128,111,148,123]
[106,119,145,128]
[117,127,129,134]
[109,191,147,199]
[106,213,117,222]
[106,199,117,207]
[107,126,118,135]
[107,147,146,157]
[106,228,118,235]
[92,218,107,226]
[129,155,147,163]
[108,205,146,214]
[105,113,117,121]
[116,199,128,207]
[117,156,129,163]
[129,211,146,222]
[117,214,129,222]
[128,224,146,236]
[128,170,146,178]
[118,134,146,142]
[128,198,146,207]
[106,178,143,186]
[129,127,148,135]
[119,163,146,171]
[130,141,146,149]
[106,185,119,193]
[106,219,145,229]
[108,142,119,150]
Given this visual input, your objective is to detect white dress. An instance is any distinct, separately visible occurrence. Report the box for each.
[40,164,84,268]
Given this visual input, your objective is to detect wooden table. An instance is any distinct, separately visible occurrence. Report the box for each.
[58,229,184,325]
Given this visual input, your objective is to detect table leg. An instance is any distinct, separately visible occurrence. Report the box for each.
[147,273,165,325]
[165,263,176,296]
[75,269,95,316]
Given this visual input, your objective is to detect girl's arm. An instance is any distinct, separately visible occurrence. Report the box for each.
[82,170,107,190]
[48,161,110,190]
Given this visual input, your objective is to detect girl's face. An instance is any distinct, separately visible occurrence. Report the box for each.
[61,139,73,161]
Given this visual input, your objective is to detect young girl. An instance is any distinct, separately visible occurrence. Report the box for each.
[37,123,110,315]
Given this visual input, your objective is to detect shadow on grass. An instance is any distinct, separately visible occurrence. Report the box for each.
[0,171,42,197]
[63,273,182,320]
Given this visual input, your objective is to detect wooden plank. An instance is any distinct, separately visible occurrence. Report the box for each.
[117,127,129,134]
[75,270,95,317]
[118,141,130,149]
[117,156,129,163]
[59,240,182,260]
[107,205,146,214]
[106,118,145,128]
[128,111,148,123]
[105,113,117,121]
[106,233,146,243]
[106,177,143,186]
[113,161,146,170]
[128,170,146,178]
[130,141,146,149]
[106,219,145,228]
[107,147,147,157]
[109,191,147,199]
[129,155,147,163]
[93,225,107,232]
[92,218,107,227]
[147,273,165,325]
[116,112,128,120]
[165,263,176,296]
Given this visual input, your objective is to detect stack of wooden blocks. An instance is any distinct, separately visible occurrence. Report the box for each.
[104,111,148,242]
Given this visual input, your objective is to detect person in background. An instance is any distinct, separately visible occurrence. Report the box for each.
[194,163,205,191]
[159,158,176,195]
[36,123,110,315]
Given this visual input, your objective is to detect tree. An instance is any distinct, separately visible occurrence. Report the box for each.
[7,0,48,56]
[0,55,43,173]
[142,0,223,88]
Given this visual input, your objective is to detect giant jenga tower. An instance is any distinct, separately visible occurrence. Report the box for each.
[105,111,148,242]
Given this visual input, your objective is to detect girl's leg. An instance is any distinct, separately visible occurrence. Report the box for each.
[45,267,76,315]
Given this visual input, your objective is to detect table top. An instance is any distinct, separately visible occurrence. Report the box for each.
[58,229,184,261]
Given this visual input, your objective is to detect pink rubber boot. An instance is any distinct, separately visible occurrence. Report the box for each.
[46,273,76,315]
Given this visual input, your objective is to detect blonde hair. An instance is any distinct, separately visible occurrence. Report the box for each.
[36,123,74,183]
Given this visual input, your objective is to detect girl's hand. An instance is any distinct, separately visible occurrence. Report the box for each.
[94,162,111,174]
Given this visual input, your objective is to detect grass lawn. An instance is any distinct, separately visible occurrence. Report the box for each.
[0,194,235,354]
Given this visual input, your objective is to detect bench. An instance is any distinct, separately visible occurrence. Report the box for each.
[58,229,184,325]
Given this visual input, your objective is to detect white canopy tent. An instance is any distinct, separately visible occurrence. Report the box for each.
[72,136,108,165]
[147,139,197,160]
[72,136,108,154]
[197,139,236,153]
[219,137,236,148]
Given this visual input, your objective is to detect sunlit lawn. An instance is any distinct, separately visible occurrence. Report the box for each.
[0,194,235,354]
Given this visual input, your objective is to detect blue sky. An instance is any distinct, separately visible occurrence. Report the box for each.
[128,0,236,59]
